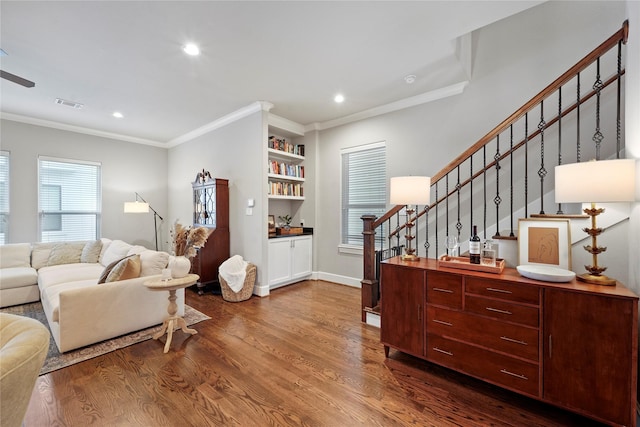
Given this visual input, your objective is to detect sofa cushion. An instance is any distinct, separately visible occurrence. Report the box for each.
[30,243,57,270]
[38,263,104,290]
[0,244,31,269]
[80,240,103,263]
[47,243,85,266]
[0,268,38,290]
[103,255,141,283]
[127,245,146,256]
[139,250,170,277]
[99,240,132,267]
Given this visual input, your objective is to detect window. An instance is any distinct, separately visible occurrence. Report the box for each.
[38,156,101,242]
[0,151,9,244]
[341,141,386,249]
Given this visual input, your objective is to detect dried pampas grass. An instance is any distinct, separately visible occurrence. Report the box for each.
[171,221,211,258]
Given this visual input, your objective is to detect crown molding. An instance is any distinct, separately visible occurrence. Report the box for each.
[0,112,166,147]
[268,113,305,136]
[305,80,469,132]
[168,101,273,147]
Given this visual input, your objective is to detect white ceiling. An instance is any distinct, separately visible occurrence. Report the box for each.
[0,1,544,145]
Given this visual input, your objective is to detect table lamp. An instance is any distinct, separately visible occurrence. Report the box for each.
[554,159,636,285]
[390,176,431,261]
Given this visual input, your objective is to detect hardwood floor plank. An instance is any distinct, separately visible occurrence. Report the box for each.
[24,280,605,426]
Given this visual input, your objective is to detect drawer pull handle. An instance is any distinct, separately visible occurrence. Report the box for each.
[433,347,453,356]
[500,369,528,380]
[433,319,453,327]
[487,287,512,294]
[486,307,512,315]
[433,287,454,294]
[500,336,528,346]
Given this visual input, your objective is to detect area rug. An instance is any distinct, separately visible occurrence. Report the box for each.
[1,301,211,375]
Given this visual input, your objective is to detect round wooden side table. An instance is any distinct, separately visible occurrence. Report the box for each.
[144,273,199,353]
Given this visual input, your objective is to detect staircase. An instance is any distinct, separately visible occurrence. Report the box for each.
[361,21,630,322]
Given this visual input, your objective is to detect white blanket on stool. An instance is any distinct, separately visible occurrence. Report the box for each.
[219,255,248,293]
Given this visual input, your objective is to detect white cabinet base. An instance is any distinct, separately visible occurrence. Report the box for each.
[268,235,312,289]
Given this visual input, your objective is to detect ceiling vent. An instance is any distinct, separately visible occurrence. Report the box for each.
[55,98,83,109]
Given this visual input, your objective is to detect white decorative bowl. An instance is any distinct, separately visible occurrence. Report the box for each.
[516,264,576,283]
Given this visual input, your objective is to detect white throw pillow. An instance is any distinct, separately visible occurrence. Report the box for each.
[81,240,103,263]
[100,239,132,267]
[30,242,58,270]
[127,245,147,256]
[47,243,85,266]
[139,250,170,277]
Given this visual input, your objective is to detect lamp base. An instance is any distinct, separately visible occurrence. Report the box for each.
[401,254,419,262]
[576,273,616,286]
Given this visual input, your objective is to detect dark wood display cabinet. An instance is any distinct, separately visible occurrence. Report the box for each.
[380,257,638,427]
[190,172,229,295]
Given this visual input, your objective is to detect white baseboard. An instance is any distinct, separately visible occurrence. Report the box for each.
[253,282,270,297]
[365,312,380,328]
[315,271,361,288]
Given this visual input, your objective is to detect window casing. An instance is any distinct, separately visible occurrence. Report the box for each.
[340,141,386,248]
[0,151,9,244]
[38,156,101,242]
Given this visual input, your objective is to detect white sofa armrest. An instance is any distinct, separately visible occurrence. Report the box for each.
[54,275,185,352]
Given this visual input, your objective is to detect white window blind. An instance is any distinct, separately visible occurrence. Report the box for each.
[38,157,101,242]
[341,142,386,246]
[0,151,9,244]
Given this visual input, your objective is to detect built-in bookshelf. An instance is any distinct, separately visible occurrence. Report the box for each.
[268,135,305,200]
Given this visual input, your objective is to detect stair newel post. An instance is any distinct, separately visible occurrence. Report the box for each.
[361,214,378,321]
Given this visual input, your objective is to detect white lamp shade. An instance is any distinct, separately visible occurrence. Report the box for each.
[555,159,636,203]
[390,176,431,205]
[124,201,150,213]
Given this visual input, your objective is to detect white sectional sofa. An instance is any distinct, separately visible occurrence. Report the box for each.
[0,239,185,352]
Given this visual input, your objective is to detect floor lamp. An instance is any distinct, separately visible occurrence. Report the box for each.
[124,192,164,251]
[390,176,431,261]
[554,159,636,285]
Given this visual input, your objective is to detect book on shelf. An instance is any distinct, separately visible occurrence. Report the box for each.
[268,180,304,197]
[268,161,304,178]
[268,135,305,157]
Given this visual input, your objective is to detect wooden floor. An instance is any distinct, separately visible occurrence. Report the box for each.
[24,280,605,426]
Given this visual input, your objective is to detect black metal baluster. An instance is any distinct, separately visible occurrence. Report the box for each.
[509,125,515,237]
[470,153,474,236]
[577,73,581,162]
[445,174,450,238]
[538,101,547,214]
[616,40,622,158]
[593,57,604,160]
[435,183,439,256]
[456,165,462,240]
[525,113,529,218]
[493,135,501,237]
[424,205,430,258]
[483,145,487,236]
[556,86,563,214]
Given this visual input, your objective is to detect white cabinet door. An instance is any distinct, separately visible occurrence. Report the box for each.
[268,238,292,287]
[291,236,312,280]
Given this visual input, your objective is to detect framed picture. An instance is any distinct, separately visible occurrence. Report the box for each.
[518,218,571,270]
[268,215,276,232]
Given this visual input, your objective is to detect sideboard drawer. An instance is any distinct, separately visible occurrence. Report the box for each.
[466,278,539,305]
[427,271,462,309]
[465,295,539,327]
[426,306,539,361]
[427,334,539,397]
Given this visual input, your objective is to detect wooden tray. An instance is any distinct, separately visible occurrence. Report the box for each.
[276,227,303,235]
[437,255,505,274]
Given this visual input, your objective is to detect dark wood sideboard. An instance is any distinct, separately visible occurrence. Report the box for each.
[190,177,229,294]
[381,256,638,427]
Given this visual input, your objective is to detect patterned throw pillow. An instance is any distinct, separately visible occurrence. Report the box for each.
[80,240,103,263]
[98,254,141,284]
[47,243,85,266]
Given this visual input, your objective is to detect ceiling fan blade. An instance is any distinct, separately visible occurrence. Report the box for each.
[0,70,35,88]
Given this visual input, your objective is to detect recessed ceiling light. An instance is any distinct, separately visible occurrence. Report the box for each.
[183,43,200,56]
[404,74,417,84]
[334,94,345,103]
[112,111,123,118]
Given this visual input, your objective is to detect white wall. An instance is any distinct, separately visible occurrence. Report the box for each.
[0,119,168,247]
[315,1,629,284]
[167,112,266,288]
